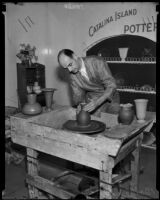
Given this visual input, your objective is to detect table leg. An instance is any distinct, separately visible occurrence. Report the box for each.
[26,148,39,199]
[130,136,142,198]
[99,168,113,199]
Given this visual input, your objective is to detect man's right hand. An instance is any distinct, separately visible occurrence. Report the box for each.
[76,104,82,115]
[76,102,86,115]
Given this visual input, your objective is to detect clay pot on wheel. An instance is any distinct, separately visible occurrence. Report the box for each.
[76,103,91,126]
[77,110,91,126]
[118,103,134,125]
[22,93,42,115]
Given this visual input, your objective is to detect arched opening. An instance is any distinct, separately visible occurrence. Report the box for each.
[86,34,156,58]
[86,34,156,112]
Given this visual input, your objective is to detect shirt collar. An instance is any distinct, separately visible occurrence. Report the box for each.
[79,58,85,73]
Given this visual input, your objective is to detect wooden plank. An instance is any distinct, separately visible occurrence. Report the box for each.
[113,133,142,165]
[26,148,39,198]
[112,173,131,185]
[82,186,99,197]
[26,174,76,199]
[130,137,142,199]
[104,120,152,143]
[99,169,113,199]
[10,116,122,157]
[12,130,109,171]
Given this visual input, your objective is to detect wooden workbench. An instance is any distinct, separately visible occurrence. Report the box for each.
[10,105,155,199]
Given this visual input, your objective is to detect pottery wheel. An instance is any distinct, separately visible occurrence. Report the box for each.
[63,120,106,135]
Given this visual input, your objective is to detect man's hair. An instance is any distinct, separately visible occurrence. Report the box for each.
[57,49,74,64]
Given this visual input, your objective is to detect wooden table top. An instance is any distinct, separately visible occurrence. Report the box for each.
[11,105,155,157]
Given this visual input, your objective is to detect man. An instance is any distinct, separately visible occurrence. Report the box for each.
[57,49,120,117]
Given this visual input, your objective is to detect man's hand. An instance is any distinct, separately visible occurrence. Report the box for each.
[76,104,82,115]
[76,102,86,115]
[83,99,99,113]
[83,97,112,113]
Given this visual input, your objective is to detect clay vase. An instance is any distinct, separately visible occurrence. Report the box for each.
[22,93,42,115]
[77,109,91,126]
[118,104,134,125]
[76,103,91,126]
[43,88,57,111]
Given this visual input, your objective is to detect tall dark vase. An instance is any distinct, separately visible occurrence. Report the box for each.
[22,93,42,115]
[43,88,57,111]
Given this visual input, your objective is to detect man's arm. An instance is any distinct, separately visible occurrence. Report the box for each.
[97,61,117,106]
[84,58,117,112]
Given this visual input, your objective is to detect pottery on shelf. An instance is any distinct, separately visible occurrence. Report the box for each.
[118,47,129,61]
[118,103,134,125]
[33,82,41,94]
[22,93,42,115]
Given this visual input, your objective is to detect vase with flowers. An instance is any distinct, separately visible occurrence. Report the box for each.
[16,43,38,67]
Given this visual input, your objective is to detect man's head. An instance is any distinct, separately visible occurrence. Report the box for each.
[57,49,81,74]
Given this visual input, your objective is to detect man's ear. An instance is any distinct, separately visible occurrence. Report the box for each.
[73,53,78,60]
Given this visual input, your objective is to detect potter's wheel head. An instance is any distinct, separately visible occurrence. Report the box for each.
[63,120,106,135]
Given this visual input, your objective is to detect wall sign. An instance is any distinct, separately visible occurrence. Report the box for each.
[88,8,157,37]
[124,17,156,34]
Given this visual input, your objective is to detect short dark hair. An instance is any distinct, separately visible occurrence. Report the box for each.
[57,49,74,64]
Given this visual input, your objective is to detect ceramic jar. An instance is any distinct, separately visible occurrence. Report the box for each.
[22,93,42,115]
[76,103,91,126]
[118,103,134,125]
[77,109,91,126]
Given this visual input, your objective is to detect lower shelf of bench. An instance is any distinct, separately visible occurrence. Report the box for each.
[26,174,78,199]
[26,163,132,199]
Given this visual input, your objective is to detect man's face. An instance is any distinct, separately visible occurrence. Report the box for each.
[59,54,81,74]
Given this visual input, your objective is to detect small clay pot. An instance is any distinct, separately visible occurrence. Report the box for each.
[118,103,134,125]
[76,110,91,126]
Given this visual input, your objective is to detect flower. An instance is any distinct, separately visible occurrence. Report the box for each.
[16,43,38,63]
